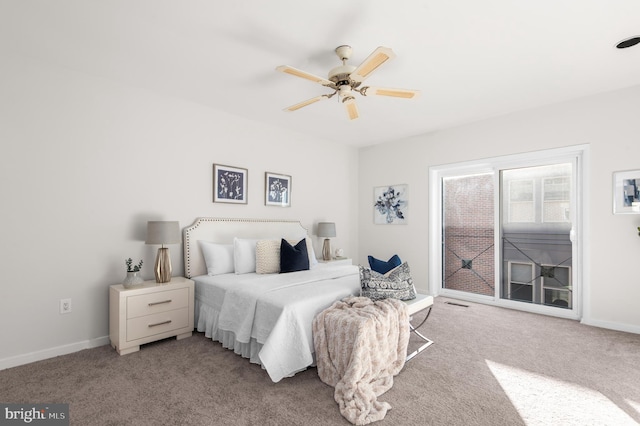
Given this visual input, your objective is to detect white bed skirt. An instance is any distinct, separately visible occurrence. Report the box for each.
[195,299,265,365]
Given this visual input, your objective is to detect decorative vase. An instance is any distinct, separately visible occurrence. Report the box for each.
[123,271,144,288]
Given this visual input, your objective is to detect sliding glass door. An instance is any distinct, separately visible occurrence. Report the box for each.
[431,146,585,319]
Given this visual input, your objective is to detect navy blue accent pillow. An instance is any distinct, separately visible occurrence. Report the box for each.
[280,238,310,273]
[368,254,402,274]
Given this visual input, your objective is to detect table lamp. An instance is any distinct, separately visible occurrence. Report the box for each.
[317,222,336,261]
[146,221,181,283]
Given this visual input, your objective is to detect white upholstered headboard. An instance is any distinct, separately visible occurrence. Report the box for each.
[183,217,308,278]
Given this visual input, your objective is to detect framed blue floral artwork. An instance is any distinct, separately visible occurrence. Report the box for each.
[265,172,291,207]
[374,185,408,224]
[213,164,248,204]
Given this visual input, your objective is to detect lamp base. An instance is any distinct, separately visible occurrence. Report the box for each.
[322,238,332,261]
[154,247,172,283]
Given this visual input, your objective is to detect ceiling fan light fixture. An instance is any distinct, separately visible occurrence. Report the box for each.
[616,36,640,49]
[338,85,353,96]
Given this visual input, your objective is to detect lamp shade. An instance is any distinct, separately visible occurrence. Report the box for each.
[145,221,181,245]
[317,222,336,238]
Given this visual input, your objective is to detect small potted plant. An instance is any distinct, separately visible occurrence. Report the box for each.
[123,258,144,288]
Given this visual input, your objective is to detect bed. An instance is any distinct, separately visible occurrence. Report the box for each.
[183,217,360,382]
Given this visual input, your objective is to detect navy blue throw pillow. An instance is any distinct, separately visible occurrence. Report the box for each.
[280,239,310,273]
[368,254,402,274]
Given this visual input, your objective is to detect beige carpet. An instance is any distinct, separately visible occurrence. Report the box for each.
[2,297,640,425]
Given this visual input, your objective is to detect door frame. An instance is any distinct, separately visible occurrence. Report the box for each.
[428,145,589,321]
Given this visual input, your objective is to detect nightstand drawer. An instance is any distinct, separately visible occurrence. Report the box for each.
[127,307,190,341]
[127,288,189,319]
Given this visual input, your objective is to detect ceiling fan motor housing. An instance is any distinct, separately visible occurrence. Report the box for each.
[330,45,357,87]
[328,64,357,87]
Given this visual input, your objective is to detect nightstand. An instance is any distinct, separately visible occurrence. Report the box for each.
[109,277,194,355]
[318,258,352,266]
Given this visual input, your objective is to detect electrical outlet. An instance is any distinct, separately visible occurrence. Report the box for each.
[60,298,72,314]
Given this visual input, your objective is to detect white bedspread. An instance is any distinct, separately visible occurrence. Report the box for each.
[193,264,360,382]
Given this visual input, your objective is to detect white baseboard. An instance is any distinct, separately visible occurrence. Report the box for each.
[0,336,110,371]
[581,318,640,335]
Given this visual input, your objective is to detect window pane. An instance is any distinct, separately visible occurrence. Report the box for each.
[442,173,495,296]
[501,163,573,309]
[511,263,532,283]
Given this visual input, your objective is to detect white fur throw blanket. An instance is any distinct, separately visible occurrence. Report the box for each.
[313,296,409,425]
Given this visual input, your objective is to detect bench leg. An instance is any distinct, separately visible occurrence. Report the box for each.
[406,306,434,361]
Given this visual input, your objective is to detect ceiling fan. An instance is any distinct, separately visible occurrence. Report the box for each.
[617,36,640,48]
[276,45,419,120]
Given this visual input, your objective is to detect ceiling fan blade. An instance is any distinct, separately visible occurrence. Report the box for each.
[350,46,396,83]
[616,36,640,49]
[342,97,359,120]
[361,86,420,99]
[276,65,335,88]
[283,95,329,112]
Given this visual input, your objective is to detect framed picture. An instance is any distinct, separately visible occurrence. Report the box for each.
[265,172,291,207]
[213,164,248,204]
[374,184,408,224]
[613,170,640,214]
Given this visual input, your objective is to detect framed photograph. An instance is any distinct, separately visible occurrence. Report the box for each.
[613,170,640,214]
[265,172,291,207]
[374,184,408,224]
[213,164,248,204]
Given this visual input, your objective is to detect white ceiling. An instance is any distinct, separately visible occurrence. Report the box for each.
[2,0,640,147]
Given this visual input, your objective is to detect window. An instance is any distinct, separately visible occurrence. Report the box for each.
[508,262,534,303]
[508,179,534,222]
[543,177,570,222]
[541,265,571,309]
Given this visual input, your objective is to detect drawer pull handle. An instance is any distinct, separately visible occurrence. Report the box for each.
[148,320,172,328]
[148,299,172,306]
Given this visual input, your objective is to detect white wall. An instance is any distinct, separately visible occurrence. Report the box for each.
[0,55,358,368]
[359,85,640,333]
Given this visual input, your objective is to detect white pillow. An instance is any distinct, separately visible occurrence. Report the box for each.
[305,237,319,268]
[234,238,259,274]
[256,239,281,274]
[198,241,234,276]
